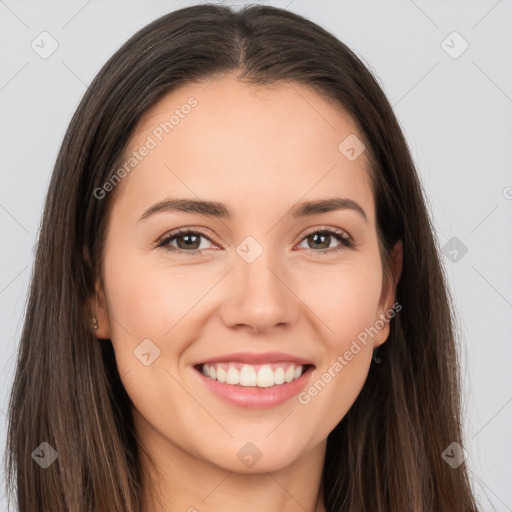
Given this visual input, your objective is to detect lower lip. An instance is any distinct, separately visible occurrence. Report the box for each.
[194,366,314,409]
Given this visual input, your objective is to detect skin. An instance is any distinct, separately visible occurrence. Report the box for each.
[91,73,402,512]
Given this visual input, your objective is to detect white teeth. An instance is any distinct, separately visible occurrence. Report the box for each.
[256,365,275,387]
[216,366,227,383]
[274,367,285,385]
[199,362,306,387]
[226,367,239,385]
[239,365,257,387]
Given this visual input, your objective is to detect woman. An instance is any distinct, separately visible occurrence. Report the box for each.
[5,4,480,511]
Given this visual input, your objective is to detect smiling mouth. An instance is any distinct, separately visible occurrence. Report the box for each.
[194,362,315,388]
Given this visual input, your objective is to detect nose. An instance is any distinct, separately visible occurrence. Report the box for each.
[219,251,300,334]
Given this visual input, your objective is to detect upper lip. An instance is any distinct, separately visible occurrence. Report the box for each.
[196,351,314,366]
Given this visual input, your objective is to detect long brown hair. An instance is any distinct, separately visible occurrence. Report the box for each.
[5,4,479,511]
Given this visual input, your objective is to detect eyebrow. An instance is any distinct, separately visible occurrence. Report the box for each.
[138,197,368,223]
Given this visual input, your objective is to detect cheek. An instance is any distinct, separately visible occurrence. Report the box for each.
[295,255,384,349]
[103,250,216,342]
[297,286,378,439]
[299,346,373,443]
[292,256,382,429]
[101,254,211,443]
[101,249,228,405]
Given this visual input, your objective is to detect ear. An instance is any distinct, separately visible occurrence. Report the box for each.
[83,246,111,340]
[373,239,403,348]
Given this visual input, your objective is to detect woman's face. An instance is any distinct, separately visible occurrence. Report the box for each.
[92,74,401,474]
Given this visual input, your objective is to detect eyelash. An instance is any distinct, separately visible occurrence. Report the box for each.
[155,226,355,256]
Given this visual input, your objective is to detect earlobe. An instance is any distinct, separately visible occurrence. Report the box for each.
[84,246,111,339]
[374,239,403,348]
[90,280,111,339]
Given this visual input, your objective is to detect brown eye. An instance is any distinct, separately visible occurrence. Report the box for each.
[157,229,217,254]
[297,228,354,255]
[174,232,202,250]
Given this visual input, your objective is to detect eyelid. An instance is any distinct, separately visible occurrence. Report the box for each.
[298,225,353,243]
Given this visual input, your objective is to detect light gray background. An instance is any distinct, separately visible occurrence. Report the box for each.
[1,0,511,510]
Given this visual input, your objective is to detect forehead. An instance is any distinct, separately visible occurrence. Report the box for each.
[114,74,375,224]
